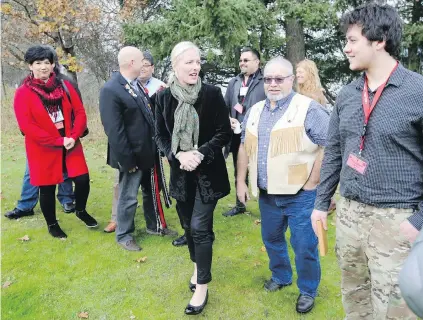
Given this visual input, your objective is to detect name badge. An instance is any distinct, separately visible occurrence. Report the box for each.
[234,103,243,114]
[50,109,64,123]
[346,153,368,175]
[239,86,248,96]
[55,121,64,129]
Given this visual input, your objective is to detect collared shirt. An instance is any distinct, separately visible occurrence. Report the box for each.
[314,63,423,230]
[142,77,166,97]
[237,68,261,104]
[241,91,330,190]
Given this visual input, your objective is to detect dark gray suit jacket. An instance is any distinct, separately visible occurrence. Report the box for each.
[399,229,423,318]
[99,72,155,171]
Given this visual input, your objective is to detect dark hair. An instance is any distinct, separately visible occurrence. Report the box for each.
[24,45,55,65]
[41,45,60,74]
[241,47,261,61]
[341,3,403,56]
[143,51,154,66]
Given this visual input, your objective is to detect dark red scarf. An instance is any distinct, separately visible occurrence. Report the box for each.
[24,73,64,121]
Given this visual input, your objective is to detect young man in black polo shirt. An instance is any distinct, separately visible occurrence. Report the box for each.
[312,3,423,319]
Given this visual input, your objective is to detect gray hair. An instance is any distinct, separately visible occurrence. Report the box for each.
[263,57,293,75]
[170,41,200,68]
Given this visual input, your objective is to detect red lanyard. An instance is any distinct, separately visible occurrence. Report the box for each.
[359,61,398,154]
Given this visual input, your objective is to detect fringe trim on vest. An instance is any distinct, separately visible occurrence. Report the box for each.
[270,126,304,157]
[244,129,258,161]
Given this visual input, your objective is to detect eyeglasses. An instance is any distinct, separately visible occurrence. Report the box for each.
[263,75,293,84]
[141,64,152,68]
[239,59,256,63]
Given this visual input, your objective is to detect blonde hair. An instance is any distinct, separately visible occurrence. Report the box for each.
[170,41,200,69]
[296,59,326,105]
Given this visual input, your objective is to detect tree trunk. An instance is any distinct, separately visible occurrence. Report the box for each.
[408,0,422,72]
[285,17,305,68]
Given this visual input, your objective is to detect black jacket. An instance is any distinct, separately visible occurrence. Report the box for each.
[100,72,155,171]
[224,69,266,123]
[155,83,231,203]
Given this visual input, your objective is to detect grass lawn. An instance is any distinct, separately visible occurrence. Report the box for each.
[1,110,344,320]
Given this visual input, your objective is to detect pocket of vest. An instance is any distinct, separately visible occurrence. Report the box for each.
[287,163,308,185]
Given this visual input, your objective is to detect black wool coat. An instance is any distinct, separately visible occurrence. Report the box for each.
[154,83,231,204]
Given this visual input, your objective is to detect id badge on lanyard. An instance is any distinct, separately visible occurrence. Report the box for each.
[346,61,398,175]
[50,109,64,129]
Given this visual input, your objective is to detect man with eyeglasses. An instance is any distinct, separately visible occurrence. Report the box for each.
[138,51,166,97]
[236,57,330,313]
[223,47,266,217]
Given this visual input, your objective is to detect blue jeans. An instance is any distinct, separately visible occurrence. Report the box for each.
[16,160,74,211]
[259,189,321,297]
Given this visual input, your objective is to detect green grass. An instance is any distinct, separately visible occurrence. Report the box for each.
[1,119,344,319]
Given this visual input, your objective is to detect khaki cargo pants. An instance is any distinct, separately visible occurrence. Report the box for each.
[336,197,417,320]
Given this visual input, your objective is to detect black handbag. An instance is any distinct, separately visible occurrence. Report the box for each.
[62,80,89,138]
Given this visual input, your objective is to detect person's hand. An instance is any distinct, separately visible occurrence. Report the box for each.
[128,166,138,173]
[311,209,328,236]
[178,151,202,171]
[236,181,250,205]
[400,220,420,244]
[230,117,239,130]
[64,137,75,150]
[328,198,336,212]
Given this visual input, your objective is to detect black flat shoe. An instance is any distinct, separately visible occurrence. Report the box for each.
[296,294,315,314]
[184,290,208,315]
[61,202,75,213]
[222,206,246,217]
[189,281,196,292]
[264,278,291,292]
[48,223,67,239]
[4,208,34,219]
[172,234,187,247]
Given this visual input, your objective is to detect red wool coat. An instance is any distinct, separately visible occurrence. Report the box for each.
[14,80,89,186]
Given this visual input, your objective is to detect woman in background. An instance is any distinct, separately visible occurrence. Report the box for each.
[14,45,97,239]
[296,59,336,213]
[296,59,327,105]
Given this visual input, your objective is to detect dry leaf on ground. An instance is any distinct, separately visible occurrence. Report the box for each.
[254,219,261,225]
[78,311,89,319]
[18,235,30,241]
[135,257,147,263]
[2,281,12,288]
[260,246,266,252]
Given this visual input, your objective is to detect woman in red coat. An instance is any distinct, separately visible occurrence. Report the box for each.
[14,45,97,238]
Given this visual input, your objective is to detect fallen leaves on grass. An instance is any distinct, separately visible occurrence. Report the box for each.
[78,311,89,318]
[18,235,30,242]
[254,219,261,225]
[253,261,262,267]
[2,281,12,288]
[135,257,147,263]
[260,246,266,252]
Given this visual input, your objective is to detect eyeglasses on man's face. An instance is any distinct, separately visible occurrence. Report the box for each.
[263,75,293,84]
[239,59,257,63]
[141,64,152,68]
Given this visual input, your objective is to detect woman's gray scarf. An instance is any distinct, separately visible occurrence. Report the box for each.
[169,74,201,155]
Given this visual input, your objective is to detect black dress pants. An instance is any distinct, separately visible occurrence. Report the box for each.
[176,181,217,284]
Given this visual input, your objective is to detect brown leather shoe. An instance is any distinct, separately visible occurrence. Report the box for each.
[104,221,116,233]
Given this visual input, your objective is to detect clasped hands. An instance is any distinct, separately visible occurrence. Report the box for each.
[177,150,204,171]
[63,137,75,150]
